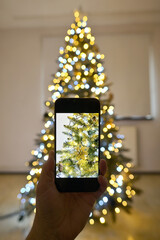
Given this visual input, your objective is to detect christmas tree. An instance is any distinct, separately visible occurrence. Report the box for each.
[56,113,99,178]
[18,10,139,224]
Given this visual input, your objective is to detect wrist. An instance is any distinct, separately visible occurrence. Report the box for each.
[26,216,57,240]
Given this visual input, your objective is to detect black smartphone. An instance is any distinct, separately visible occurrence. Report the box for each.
[54,98,100,192]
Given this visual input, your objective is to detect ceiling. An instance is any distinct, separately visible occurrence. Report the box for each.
[0,0,160,29]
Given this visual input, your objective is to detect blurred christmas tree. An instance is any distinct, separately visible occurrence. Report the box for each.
[18,10,140,224]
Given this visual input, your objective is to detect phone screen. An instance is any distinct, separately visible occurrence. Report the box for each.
[56,112,99,178]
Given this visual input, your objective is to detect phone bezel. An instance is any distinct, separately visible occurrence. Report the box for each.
[54,98,100,192]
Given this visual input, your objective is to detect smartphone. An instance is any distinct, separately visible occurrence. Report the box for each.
[54,98,100,192]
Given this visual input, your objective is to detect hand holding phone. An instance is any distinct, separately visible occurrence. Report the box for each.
[26,151,107,240]
[55,98,100,192]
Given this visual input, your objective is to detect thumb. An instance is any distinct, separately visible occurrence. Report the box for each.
[37,151,55,194]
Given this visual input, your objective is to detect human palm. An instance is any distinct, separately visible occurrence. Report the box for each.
[27,151,107,240]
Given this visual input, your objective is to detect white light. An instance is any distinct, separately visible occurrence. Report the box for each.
[38,153,42,158]
[103,196,108,203]
[30,169,35,176]
[76,50,80,55]
[56,72,61,77]
[85,27,90,33]
[76,28,81,34]
[91,87,95,92]
[34,151,38,156]
[117,166,122,172]
[116,187,122,193]
[29,198,36,205]
[110,189,115,195]
[100,147,105,152]
[96,54,101,59]
[44,155,48,161]
[116,175,123,186]
[108,109,114,115]
[70,29,75,35]
[89,212,92,217]
[115,143,122,148]
[26,187,30,192]
[58,86,63,92]
[85,84,90,89]
[68,65,73,71]
[20,188,25,193]
[102,86,108,93]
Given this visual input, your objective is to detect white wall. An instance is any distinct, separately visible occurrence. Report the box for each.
[0,0,160,172]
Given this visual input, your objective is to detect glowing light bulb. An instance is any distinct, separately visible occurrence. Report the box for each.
[89,219,94,225]
[115,207,120,214]
[100,217,105,224]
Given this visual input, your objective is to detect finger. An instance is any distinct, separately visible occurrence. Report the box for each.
[100,159,107,176]
[95,175,108,199]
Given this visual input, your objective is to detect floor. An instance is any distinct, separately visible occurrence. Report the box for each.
[0,174,160,240]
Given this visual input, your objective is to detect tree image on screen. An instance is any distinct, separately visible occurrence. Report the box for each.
[56,113,99,178]
[18,10,140,224]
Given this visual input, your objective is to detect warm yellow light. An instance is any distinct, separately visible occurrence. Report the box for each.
[75,85,79,90]
[81,21,87,27]
[46,101,50,107]
[131,190,136,196]
[65,36,70,42]
[67,29,71,35]
[129,174,134,179]
[107,133,112,138]
[100,134,104,140]
[100,217,105,224]
[101,54,105,59]
[34,208,36,213]
[126,163,132,168]
[122,201,127,206]
[72,47,77,52]
[126,190,131,195]
[49,135,54,140]
[102,209,107,215]
[77,21,81,27]
[87,33,91,39]
[74,11,79,18]
[124,168,129,173]
[89,219,94,225]
[115,207,120,214]
[103,105,107,110]
[84,43,89,49]
[33,161,38,166]
[48,112,53,117]
[79,33,84,39]
[91,59,96,64]
[47,143,51,148]
[43,135,48,141]
[33,178,37,183]
[109,179,114,185]
[103,127,107,132]
[117,197,122,203]
[27,175,31,180]
[71,23,75,28]
[83,16,88,22]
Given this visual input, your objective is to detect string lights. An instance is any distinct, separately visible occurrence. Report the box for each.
[18,10,138,224]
